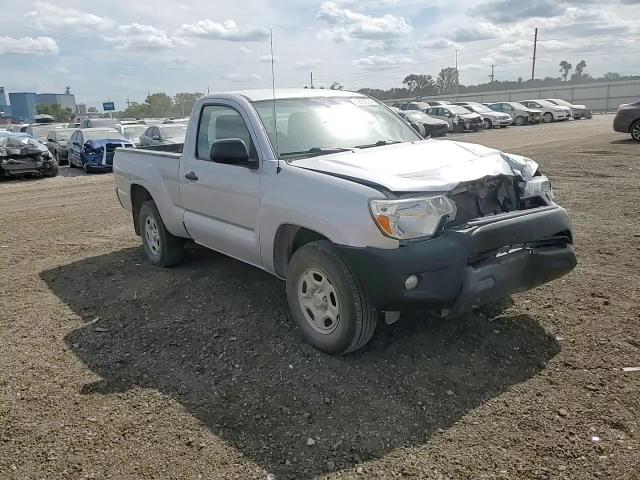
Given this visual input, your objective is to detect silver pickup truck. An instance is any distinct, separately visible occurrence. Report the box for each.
[113,89,576,355]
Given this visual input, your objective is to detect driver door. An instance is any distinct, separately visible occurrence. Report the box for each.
[180,102,262,266]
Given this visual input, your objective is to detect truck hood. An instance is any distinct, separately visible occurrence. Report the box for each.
[291,139,539,193]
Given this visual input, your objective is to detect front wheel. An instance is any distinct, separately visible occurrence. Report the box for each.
[138,200,185,267]
[484,118,493,129]
[543,112,554,123]
[631,120,640,142]
[286,241,377,355]
[514,116,525,126]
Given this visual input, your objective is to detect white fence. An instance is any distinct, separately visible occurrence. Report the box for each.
[383,80,640,112]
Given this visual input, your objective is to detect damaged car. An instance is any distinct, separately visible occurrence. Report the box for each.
[113,89,577,355]
[392,108,449,137]
[0,131,59,178]
[68,128,135,173]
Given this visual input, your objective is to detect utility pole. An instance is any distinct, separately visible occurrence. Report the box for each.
[489,65,495,83]
[126,98,131,108]
[310,71,314,89]
[531,28,538,80]
[455,49,459,96]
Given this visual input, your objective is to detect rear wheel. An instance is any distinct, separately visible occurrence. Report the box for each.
[631,120,640,142]
[138,200,185,267]
[543,112,554,123]
[286,241,377,355]
[484,118,493,129]
[514,116,525,126]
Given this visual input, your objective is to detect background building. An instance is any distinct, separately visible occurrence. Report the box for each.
[8,92,37,123]
[77,103,87,115]
[0,87,7,107]
[36,93,76,112]
[0,87,11,123]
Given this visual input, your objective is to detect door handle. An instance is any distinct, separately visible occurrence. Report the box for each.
[184,171,198,181]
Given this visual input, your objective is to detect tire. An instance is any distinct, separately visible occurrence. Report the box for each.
[454,123,465,133]
[514,116,525,126]
[484,118,493,129]
[286,240,377,355]
[43,161,59,177]
[138,200,185,267]
[68,157,76,168]
[83,163,91,174]
[631,120,640,142]
[543,112,554,123]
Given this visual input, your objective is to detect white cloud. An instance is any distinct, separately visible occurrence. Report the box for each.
[25,1,115,32]
[0,36,59,55]
[318,2,412,41]
[104,23,189,50]
[352,54,417,67]
[240,46,254,54]
[176,19,269,41]
[295,58,324,70]
[260,54,278,63]
[418,38,460,50]
[450,23,503,42]
[223,72,262,82]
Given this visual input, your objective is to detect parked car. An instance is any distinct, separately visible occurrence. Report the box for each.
[395,109,448,137]
[426,100,452,106]
[140,124,188,147]
[454,102,513,129]
[487,102,542,126]
[45,128,75,164]
[26,123,68,144]
[0,131,58,177]
[545,99,592,119]
[81,118,117,129]
[425,105,484,132]
[519,100,571,123]
[113,89,576,355]
[613,100,640,142]
[117,124,147,146]
[67,128,135,173]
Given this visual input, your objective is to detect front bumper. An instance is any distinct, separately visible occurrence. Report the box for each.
[613,113,632,133]
[335,206,576,316]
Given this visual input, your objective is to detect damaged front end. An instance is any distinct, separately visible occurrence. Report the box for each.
[0,134,58,177]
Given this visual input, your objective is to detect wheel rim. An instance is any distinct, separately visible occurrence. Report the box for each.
[297,268,341,334]
[515,117,524,126]
[484,119,492,129]
[144,216,161,256]
[543,113,553,123]
[632,123,640,141]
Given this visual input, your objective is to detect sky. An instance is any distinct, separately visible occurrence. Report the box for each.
[1,0,639,110]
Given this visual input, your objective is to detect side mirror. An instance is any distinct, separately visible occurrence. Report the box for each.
[210,138,256,168]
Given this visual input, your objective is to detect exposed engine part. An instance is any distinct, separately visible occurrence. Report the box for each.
[449,176,520,225]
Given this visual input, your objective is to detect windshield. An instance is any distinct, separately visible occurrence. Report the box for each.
[252,96,421,158]
[535,100,557,107]
[55,131,72,141]
[123,126,146,138]
[29,125,55,139]
[159,125,188,137]
[84,130,125,141]
[465,104,493,113]
[549,99,571,107]
[448,105,475,115]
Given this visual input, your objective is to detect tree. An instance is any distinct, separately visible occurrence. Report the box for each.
[436,67,459,94]
[36,104,74,122]
[329,82,344,90]
[65,86,71,95]
[571,60,587,82]
[88,106,98,113]
[173,92,203,116]
[603,72,621,81]
[145,92,173,117]
[559,61,572,81]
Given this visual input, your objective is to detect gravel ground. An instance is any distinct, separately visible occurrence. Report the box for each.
[1,115,639,480]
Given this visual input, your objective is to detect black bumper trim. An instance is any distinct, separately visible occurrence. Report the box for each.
[335,206,576,315]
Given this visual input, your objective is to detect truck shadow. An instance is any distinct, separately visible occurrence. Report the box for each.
[41,246,559,479]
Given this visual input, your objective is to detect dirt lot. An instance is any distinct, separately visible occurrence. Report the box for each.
[1,115,639,480]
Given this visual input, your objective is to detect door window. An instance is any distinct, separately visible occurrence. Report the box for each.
[196,105,257,161]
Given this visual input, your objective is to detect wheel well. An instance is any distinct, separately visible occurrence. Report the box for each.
[273,225,329,278]
[130,184,153,236]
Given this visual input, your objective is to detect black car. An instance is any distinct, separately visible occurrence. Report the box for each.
[613,100,640,142]
[45,128,75,165]
[396,110,449,137]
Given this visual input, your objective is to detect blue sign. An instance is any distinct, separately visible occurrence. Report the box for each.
[102,102,115,111]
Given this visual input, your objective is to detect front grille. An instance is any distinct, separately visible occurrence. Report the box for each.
[449,176,520,226]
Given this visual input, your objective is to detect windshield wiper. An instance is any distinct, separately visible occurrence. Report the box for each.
[354,139,402,149]
[279,146,354,158]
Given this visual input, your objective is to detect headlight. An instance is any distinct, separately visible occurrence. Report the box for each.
[369,196,457,240]
[522,175,554,202]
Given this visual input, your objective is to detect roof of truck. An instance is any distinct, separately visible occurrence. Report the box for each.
[224,88,365,102]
